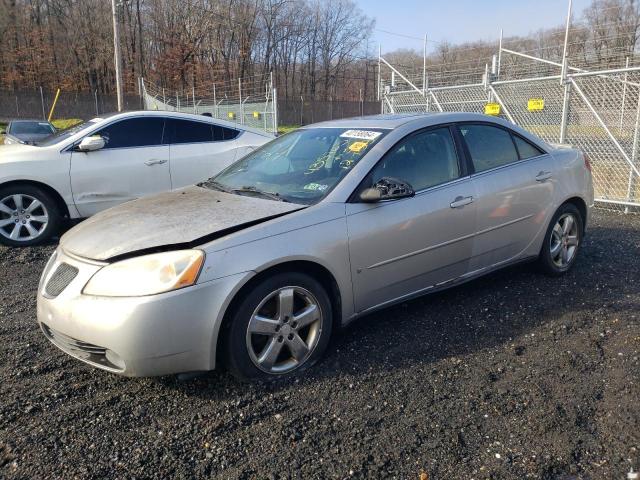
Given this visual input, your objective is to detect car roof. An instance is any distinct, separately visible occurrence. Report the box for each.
[302,112,517,130]
[93,110,274,138]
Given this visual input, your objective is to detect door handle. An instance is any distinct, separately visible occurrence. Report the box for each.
[535,170,552,182]
[145,159,167,166]
[450,196,474,208]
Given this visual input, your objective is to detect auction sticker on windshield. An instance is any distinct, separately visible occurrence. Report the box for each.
[340,130,382,140]
[303,182,329,191]
[348,141,369,153]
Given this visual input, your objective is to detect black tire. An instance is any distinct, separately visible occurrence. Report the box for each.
[0,184,63,247]
[222,272,333,382]
[537,202,584,276]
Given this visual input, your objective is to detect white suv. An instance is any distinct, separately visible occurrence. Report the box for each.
[0,111,274,246]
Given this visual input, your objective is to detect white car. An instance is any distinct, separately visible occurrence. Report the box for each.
[0,111,274,246]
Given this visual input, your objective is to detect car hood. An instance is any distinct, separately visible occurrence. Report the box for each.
[0,142,41,160]
[60,186,306,261]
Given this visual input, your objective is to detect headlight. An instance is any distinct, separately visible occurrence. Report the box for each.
[83,250,204,297]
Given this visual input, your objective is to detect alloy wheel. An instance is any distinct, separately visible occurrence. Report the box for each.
[0,194,49,242]
[246,286,323,374]
[549,212,579,268]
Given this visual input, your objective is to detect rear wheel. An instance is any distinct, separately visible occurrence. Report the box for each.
[223,272,333,382]
[0,185,62,247]
[537,203,583,276]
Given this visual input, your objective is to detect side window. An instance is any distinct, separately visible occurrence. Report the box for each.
[370,127,460,191]
[94,117,164,149]
[212,125,240,141]
[460,124,519,172]
[213,125,240,142]
[168,119,214,144]
[513,134,544,160]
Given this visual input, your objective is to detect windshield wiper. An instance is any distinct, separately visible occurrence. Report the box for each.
[199,179,232,193]
[232,186,289,202]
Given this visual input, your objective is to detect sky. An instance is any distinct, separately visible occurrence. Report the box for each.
[355,0,593,55]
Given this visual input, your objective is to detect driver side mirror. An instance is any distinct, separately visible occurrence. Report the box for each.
[359,177,415,203]
[0,128,5,135]
[77,135,105,152]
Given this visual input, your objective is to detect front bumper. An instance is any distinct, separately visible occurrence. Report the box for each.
[36,248,248,377]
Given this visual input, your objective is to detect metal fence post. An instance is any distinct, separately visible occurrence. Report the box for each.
[422,33,427,97]
[497,28,503,79]
[272,87,278,135]
[239,79,243,125]
[300,96,304,125]
[139,77,144,109]
[377,44,381,102]
[15,95,19,117]
[39,87,46,120]
[559,82,571,144]
[619,57,630,135]
[625,89,640,211]
[95,90,99,115]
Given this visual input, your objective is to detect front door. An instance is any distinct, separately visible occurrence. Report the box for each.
[346,126,477,313]
[70,116,171,217]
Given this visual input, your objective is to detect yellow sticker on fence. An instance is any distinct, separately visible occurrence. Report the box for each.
[253,111,261,119]
[528,98,545,111]
[484,103,501,116]
[227,112,236,119]
[348,141,369,153]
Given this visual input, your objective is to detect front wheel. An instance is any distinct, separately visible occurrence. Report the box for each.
[537,203,583,276]
[0,185,63,247]
[223,272,333,382]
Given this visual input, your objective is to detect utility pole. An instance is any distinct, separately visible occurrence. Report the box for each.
[111,0,124,112]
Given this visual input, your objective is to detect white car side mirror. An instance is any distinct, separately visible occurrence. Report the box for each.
[78,135,105,152]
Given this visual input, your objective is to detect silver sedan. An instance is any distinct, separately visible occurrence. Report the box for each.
[37,113,594,381]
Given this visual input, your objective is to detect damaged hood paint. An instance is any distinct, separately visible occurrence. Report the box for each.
[60,186,305,261]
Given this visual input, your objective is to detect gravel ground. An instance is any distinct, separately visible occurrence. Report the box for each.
[0,208,639,480]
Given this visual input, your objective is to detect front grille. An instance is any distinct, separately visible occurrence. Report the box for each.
[41,324,123,371]
[45,263,78,297]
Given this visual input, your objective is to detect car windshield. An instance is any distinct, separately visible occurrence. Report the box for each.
[11,122,55,135]
[205,127,388,205]
[35,119,101,147]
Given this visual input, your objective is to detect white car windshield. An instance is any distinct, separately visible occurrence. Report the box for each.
[206,127,388,205]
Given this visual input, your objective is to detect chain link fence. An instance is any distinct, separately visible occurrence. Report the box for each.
[277,98,380,126]
[0,89,140,122]
[142,75,278,135]
[381,55,640,207]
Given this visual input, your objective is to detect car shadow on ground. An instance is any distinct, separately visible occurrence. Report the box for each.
[156,222,640,399]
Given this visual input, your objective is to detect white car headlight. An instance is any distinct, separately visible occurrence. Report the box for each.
[83,250,205,297]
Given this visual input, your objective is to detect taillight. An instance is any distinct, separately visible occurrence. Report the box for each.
[583,152,592,172]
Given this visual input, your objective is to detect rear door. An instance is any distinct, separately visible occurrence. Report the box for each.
[69,116,171,217]
[458,123,555,271]
[346,126,477,313]
[165,119,240,188]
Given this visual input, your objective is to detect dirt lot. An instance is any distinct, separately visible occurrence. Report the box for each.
[0,209,638,479]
